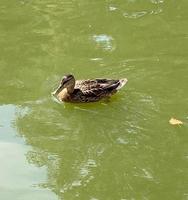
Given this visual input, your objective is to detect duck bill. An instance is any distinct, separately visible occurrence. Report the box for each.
[52,84,63,96]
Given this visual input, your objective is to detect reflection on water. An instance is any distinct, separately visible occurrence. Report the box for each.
[14,75,188,199]
[123,11,148,19]
[0,105,57,200]
[0,0,188,199]
[109,0,164,19]
[14,94,155,199]
[93,34,115,51]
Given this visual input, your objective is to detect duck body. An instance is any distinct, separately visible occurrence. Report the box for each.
[53,75,128,103]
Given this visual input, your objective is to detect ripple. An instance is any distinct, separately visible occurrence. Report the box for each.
[108,1,164,19]
[90,57,103,61]
[117,137,129,145]
[79,159,97,178]
[72,180,81,187]
[93,34,112,43]
[109,6,117,11]
[150,8,162,15]
[150,0,164,4]
[134,168,154,180]
[6,79,24,89]
[93,34,115,51]
[123,11,147,19]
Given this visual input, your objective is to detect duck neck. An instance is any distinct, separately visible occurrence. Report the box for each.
[57,88,70,101]
[66,83,75,94]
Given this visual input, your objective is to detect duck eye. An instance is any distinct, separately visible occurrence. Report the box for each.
[61,78,69,85]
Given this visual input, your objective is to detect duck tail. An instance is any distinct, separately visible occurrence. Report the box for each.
[117,78,128,90]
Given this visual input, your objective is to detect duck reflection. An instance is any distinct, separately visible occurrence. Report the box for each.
[14,87,145,200]
[15,100,124,199]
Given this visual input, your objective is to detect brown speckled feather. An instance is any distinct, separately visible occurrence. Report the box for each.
[53,75,128,103]
[75,79,119,90]
[64,79,121,102]
[75,79,120,96]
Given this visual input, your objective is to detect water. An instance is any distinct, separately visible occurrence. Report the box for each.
[0,0,188,199]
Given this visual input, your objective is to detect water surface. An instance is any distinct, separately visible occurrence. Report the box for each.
[0,0,188,199]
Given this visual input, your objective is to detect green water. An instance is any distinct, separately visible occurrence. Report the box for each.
[0,0,188,199]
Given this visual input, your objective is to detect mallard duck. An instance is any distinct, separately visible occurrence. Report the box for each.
[52,74,128,103]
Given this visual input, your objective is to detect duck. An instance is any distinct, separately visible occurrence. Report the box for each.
[52,74,128,103]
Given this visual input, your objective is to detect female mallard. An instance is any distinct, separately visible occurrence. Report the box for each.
[52,74,128,103]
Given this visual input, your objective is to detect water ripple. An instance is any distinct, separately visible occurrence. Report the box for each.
[108,0,164,19]
[123,11,148,19]
[92,34,115,51]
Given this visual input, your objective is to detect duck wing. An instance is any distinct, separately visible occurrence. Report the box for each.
[75,79,121,96]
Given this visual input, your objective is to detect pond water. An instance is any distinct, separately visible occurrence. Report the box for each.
[0,0,188,199]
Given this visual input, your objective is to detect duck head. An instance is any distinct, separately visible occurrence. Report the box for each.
[52,74,75,96]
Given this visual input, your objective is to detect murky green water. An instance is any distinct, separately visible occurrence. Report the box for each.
[0,0,188,199]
